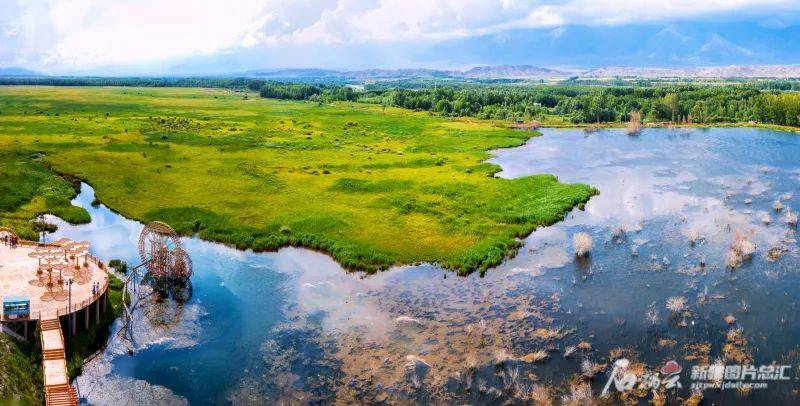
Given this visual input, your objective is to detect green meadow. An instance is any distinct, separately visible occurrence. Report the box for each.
[0,86,595,274]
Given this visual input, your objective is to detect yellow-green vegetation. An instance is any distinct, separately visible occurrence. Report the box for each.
[0,334,43,405]
[0,150,89,238]
[0,86,595,274]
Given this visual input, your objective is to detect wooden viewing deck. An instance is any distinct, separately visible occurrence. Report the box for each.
[1,230,110,406]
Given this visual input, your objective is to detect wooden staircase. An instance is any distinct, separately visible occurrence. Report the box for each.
[39,318,79,406]
[45,384,78,406]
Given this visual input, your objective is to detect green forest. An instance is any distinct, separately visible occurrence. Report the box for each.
[281,83,800,126]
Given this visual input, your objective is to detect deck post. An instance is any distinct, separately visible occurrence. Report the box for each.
[95,299,100,324]
[24,321,28,339]
[84,307,89,329]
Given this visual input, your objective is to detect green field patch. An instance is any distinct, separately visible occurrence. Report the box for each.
[330,178,413,193]
[0,87,595,274]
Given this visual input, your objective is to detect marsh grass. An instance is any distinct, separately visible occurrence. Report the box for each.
[529,384,553,406]
[785,209,798,228]
[688,228,699,246]
[727,230,756,268]
[666,296,687,314]
[572,232,593,258]
[0,87,596,274]
[626,111,642,136]
[0,150,89,239]
[580,359,598,379]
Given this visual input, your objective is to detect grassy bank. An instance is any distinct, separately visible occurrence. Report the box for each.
[0,86,596,274]
[0,150,89,240]
[0,334,43,405]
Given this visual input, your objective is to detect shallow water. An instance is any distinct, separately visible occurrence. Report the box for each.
[50,127,800,404]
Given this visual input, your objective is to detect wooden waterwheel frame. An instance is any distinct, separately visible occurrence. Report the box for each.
[138,221,192,282]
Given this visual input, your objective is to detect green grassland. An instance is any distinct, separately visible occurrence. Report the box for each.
[0,86,595,274]
[0,334,42,405]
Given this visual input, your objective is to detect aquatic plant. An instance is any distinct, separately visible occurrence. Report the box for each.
[724,328,752,364]
[665,296,687,314]
[464,353,479,375]
[521,349,549,363]
[611,226,626,243]
[562,382,593,405]
[410,373,421,389]
[563,345,577,358]
[685,389,704,406]
[572,232,593,257]
[688,228,699,246]
[724,314,736,324]
[394,315,423,328]
[773,200,784,212]
[404,355,430,389]
[725,250,741,268]
[645,306,660,325]
[583,124,600,133]
[726,230,756,268]
[476,378,488,394]
[502,366,520,391]
[785,209,798,228]
[626,110,641,136]
[697,287,708,305]
[767,243,786,261]
[492,348,516,366]
[529,384,553,406]
[580,359,598,379]
[739,299,750,312]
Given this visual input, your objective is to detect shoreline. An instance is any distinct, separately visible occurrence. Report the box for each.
[508,121,800,133]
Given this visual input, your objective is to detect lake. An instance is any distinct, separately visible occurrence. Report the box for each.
[48,127,800,404]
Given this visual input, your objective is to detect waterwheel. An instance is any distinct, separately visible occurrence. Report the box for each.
[138,221,182,280]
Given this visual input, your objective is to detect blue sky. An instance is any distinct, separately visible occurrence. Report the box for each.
[2,0,800,75]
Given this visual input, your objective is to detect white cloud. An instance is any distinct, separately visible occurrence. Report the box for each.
[1,0,799,71]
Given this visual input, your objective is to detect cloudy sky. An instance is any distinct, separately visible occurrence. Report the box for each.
[2,0,800,74]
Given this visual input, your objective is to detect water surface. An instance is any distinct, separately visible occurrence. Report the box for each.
[49,128,800,404]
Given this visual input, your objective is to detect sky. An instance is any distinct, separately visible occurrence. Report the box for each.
[2,0,800,75]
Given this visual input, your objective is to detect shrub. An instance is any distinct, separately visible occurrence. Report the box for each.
[572,232,593,257]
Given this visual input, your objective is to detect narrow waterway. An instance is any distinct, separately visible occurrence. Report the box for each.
[48,127,800,404]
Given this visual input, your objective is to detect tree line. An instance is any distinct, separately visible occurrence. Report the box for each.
[257,81,800,127]
[2,76,798,127]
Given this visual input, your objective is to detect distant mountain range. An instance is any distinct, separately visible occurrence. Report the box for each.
[423,22,800,68]
[243,64,800,81]
[242,66,574,81]
[0,67,41,76]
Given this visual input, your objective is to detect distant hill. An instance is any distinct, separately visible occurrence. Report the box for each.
[242,66,575,81]
[243,68,344,79]
[462,65,571,79]
[0,67,42,77]
[582,65,800,78]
